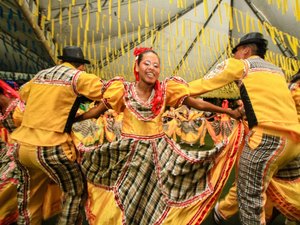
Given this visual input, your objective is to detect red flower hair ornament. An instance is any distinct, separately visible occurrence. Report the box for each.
[133,47,163,116]
[133,47,152,81]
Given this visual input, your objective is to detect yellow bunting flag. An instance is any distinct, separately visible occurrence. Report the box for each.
[153,8,156,27]
[138,0,142,25]
[118,20,121,38]
[233,8,240,32]
[138,25,141,43]
[85,1,90,31]
[128,0,132,22]
[203,0,208,19]
[239,10,245,33]
[109,0,112,15]
[108,35,111,53]
[51,19,55,39]
[229,5,233,30]
[295,0,300,21]
[218,2,222,24]
[124,21,128,42]
[118,0,121,19]
[145,2,149,27]
[245,12,250,33]
[59,5,62,25]
[40,15,46,31]
[251,17,255,31]
[47,0,51,21]
[97,0,101,12]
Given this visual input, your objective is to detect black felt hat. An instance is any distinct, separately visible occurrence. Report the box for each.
[232,32,268,54]
[58,46,90,64]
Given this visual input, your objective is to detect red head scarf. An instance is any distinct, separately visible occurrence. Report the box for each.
[133,47,163,116]
[0,80,20,99]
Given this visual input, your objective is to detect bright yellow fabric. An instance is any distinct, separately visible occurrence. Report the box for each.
[103,78,190,136]
[102,79,125,113]
[217,183,274,221]
[189,58,244,96]
[189,56,300,141]
[86,184,122,225]
[11,63,103,146]
[162,125,243,224]
[0,183,18,224]
[268,177,300,221]
[86,122,244,225]
[176,111,203,144]
[17,143,52,225]
[165,78,190,108]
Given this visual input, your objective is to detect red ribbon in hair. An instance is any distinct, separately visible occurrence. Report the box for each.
[0,80,20,99]
[133,47,152,81]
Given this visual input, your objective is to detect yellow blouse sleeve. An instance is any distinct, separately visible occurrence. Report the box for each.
[188,58,245,97]
[165,76,190,108]
[102,77,125,113]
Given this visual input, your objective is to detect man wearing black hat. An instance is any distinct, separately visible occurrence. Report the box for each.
[11,46,104,224]
[189,32,300,225]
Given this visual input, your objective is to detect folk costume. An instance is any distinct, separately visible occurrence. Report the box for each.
[11,46,104,225]
[0,80,23,225]
[81,45,244,225]
[189,32,300,225]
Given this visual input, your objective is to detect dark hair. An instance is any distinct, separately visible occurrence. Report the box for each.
[246,43,267,59]
[136,50,160,65]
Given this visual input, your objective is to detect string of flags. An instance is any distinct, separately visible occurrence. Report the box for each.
[1,0,299,98]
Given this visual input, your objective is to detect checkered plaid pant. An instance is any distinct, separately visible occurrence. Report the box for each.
[237,128,300,225]
[14,143,87,225]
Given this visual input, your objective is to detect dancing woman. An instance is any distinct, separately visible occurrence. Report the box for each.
[81,47,243,225]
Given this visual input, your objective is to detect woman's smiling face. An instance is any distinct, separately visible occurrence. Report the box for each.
[136,52,160,85]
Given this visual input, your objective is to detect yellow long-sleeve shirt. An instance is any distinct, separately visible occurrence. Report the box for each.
[11,62,103,146]
[189,56,300,140]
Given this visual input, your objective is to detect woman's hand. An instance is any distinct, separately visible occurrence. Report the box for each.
[226,108,243,120]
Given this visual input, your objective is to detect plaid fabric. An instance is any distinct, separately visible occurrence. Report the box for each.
[0,99,19,133]
[220,121,234,138]
[180,120,199,134]
[211,120,221,136]
[0,101,22,186]
[15,144,86,225]
[0,143,19,187]
[82,135,225,225]
[33,65,79,85]
[275,155,300,180]
[237,133,284,225]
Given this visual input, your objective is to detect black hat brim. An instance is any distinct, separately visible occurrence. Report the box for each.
[58,56,90,64]
[232,38,268,54]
